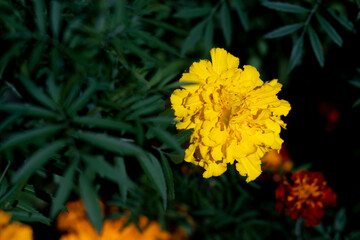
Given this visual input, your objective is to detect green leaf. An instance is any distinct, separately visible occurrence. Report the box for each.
[136,153,167,209]
[150,126,183,154]
[50,160,77,218]
[79,171,103,234]
[316,13,343,47]
[158,150,175,200]
[131,30,180,56]
[234,0,249,31]
[308,25,324,67]
[19,75,57,110]
[29,43,45,72]
[81,154,129,199]
[220,2,232,46]
[141,18,187,36]
[174,6,211,18]
[10,210,51,225]
[288,34,304,72]
[0,114,20,132]
[174,129,194,144]
[0,124,64,152]
[328,8,356,33]
[114,157,129,202]
[264,23,304,39]
[352,98,360,107]
[11,140,67,184]
[129,95,162,111]
[0,103,58,118]
[50,0,62,39]
[73,116,136,134]
[334,208,346,232]
[33,0,46,34]
[204,19,214,53]
[76,131,142,156]
[262,1,309,13]
[67,79,97,115]
[181,21,206,56]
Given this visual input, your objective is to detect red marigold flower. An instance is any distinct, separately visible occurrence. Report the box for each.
[275,170,337,227]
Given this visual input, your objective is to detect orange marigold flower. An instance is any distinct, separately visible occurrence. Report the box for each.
[262,145,293,181]
[0,209,33,240]
[56,199,186,240]
[275,170,337,227]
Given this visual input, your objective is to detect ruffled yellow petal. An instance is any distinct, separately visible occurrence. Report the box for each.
[171,48,290,182]
[210,48,239,75]
[203,162,227,178]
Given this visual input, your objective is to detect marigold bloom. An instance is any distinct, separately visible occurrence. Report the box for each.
[57,199,185,240]
[0,209,33,240]
[171,48,291,182]
[262,145,292,181]
[275,170,337,227]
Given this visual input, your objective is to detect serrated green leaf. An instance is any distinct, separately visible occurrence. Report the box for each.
[204,19,214,53]
[73,116,136,134]
[76,131,142,156]
[150,126,183,154]
[308,25,324,67]
[0,124,64,152]
[174,6,211,18]
[0,103,58,118]
[11,140,67,184]
[181,21,205,56]
[136,152,167,209]
[220,2,232,46]
[328,8,356,33]
[19,75,56,110]
[234,0,249,31]
[33,0,46,34]
[67,79,97,115]
[316,13,343,47]
[288,34,304,72]
[50,160,77,218]
[262,1,309,13]
[79,171,103,234]
[264,23,304,39]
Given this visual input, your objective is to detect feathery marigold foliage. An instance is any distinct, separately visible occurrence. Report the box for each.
[171,48,290,182]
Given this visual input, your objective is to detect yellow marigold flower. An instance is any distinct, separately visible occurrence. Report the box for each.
[0,209,33,240]
[171,48,291,182]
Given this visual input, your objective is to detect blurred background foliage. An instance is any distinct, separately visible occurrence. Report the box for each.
[0,0,359,239]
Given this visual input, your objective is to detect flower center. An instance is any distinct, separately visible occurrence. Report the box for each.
[221,108,232,127]
[293,175,321,200]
